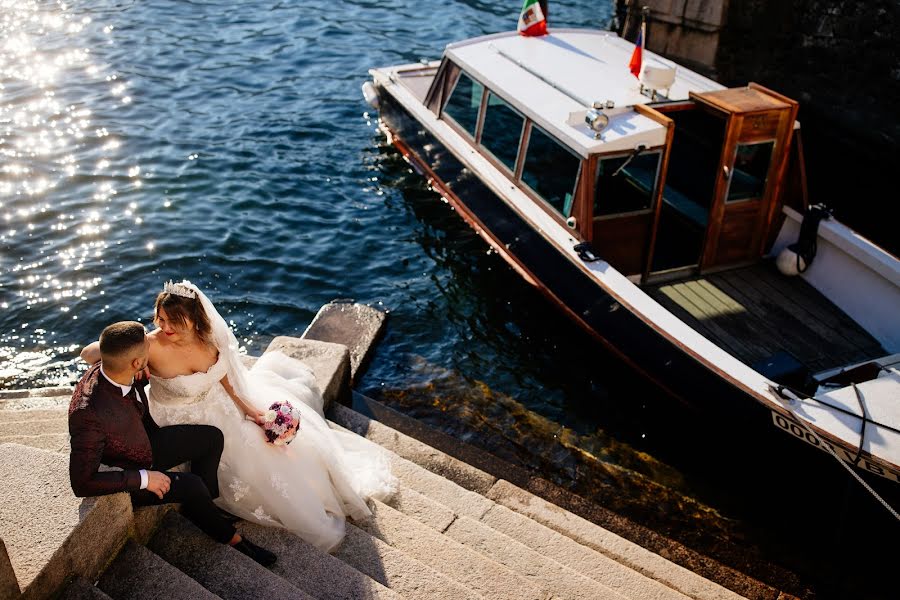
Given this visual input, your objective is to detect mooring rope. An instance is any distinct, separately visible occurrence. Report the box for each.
[769,385,900,521]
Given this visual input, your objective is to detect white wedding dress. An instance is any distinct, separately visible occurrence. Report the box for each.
[147,282,396,552]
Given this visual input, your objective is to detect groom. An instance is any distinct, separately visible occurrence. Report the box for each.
[68,320,276,566]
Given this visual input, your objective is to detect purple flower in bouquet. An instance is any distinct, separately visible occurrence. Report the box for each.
[262,401,301,445]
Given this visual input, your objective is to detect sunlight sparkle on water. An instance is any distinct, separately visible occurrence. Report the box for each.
[0,0,146,387]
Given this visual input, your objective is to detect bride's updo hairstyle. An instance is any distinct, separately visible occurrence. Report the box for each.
[154,286,213,346]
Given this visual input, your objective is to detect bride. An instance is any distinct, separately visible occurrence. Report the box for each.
[88,280,395,552]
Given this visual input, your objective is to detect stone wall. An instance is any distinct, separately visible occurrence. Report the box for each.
[617,0,900,255]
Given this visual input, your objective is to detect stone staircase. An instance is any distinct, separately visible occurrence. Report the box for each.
[0,390,749,600]
[0,304,770,600]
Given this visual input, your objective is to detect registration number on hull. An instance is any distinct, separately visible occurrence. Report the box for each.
[772,412,900,483]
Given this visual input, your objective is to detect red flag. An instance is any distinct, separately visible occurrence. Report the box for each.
[518,0,547,37]
[628,22,644,78]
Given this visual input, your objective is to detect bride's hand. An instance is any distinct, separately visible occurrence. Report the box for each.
[249,410,266,427]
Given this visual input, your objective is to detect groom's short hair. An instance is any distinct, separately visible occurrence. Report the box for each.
[99,321,146,369]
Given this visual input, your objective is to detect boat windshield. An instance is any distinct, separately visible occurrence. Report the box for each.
[442,71,483,138]
[522,125,581,216]
[479,92,525,172]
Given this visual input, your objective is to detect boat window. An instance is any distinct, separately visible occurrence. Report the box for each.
[480,92,525,172]
[594,151,661,218]
[442,71,483,137]
[727,141,774,202]
[521,125,580,216]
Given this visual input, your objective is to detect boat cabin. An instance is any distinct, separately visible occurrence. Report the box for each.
[414,30,804,284]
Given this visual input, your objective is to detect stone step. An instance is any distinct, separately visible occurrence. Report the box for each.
[0,443,132,600]
[0,393,70,411]
[330,403,497,494]
[147,511,313,600]
[301,300,387,385]
[58,577,114,600]
[386,484,456,532]
[97,541,220,600]
[0,407,67,424]
[0,418,68,437]
[330,404,743,600]
[384,460,689,599]
[0,433,69,453]
[236,521,401,600]
[480,502,691,600]
[359,499,547,600]
[329,416,495,522]
[0,407,69,453]
[333,523,483,600]
[487,481,745,600]
[386,482,636,600]
[445,514,629,600]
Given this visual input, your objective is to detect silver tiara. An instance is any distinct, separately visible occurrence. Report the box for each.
[163,280,197,299]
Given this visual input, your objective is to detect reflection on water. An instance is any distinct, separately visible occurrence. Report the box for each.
[1,1,150,386]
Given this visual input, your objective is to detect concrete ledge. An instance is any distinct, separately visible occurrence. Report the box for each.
[264,336,350,409]
[302,301,387,384]
[0,444,132,600]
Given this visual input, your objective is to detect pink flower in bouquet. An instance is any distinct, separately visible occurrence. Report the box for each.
[262,401,301,446]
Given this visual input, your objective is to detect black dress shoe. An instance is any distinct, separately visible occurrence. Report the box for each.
[232,537,277,567]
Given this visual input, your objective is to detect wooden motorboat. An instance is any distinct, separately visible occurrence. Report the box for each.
[362,28,900,512]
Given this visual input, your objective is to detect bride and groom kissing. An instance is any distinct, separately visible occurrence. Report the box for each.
[68,280,396,567]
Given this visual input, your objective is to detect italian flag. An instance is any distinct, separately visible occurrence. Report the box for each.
[518,0,547,37]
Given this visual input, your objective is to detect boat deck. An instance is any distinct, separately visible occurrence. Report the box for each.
[394,66,437,103]
[645,262,887,375]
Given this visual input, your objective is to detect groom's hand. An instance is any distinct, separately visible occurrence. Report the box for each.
[146,471,171,499]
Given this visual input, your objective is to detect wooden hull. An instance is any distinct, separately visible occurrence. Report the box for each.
[375,89,900,510]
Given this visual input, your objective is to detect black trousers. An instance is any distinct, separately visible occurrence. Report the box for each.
[130,424,235,544]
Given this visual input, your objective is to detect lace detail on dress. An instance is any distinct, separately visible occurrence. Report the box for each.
[148,354,227,406]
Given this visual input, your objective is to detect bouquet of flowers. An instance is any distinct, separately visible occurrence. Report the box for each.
[262,401,301,446]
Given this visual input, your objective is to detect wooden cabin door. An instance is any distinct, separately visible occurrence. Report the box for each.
[692,85,799,269]
[644,103,727,278]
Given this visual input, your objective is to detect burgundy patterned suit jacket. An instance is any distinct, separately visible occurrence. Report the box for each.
[68,363,159,497]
